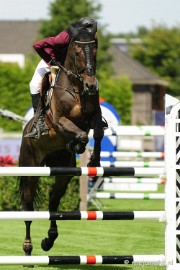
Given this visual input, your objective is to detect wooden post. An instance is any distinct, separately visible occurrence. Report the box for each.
[79,150,88,210]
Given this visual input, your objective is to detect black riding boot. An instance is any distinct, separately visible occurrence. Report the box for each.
[31,93,40,114]
[25,94,48,139]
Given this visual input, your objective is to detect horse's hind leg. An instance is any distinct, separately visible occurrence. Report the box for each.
[23,221,33,256]
[20,175,40,256]
[41,175,72,251]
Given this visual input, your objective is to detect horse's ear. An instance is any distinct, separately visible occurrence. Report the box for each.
[67,25,78,38]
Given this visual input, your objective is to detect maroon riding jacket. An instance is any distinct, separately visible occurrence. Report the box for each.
[33,31,71,65]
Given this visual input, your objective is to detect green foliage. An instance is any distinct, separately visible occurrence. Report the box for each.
[0,175,79,211]
[131,25,180,96]
[96,31,113,74]
[0,176,18,210]
[39,0,112,74]
[99,73,133,124]
[0,59,37,131]
[39,176,80,211]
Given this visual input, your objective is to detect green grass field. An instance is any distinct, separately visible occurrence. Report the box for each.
[0,185,166,270]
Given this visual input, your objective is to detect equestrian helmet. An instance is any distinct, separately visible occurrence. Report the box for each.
[78,17,97,34]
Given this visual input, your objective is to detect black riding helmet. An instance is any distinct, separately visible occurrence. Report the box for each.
[67,17,97,37]
[78,17,97,34]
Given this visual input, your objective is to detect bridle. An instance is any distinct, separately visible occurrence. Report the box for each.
[73,40,97,77]
[54,38,97,96]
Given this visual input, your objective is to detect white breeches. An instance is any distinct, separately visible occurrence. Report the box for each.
[29,60,50,95]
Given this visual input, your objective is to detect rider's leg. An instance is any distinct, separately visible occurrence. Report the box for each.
[25,60,50,138]
[31,93,40,113]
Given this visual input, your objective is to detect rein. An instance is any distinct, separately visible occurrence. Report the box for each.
[53,38,96,96]
[55,62,81,80]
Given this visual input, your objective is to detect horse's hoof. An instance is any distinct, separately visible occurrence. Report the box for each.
[41,238,54,251]
[75,143,86,154]
[23,240,33,256]
[87,161,100,167]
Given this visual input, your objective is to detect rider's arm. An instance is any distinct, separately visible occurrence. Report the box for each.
[33,31,70,64]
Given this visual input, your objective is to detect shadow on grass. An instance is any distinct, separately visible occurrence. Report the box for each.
[37,265,132,270]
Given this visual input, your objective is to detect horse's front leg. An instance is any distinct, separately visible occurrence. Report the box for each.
[57,116,89,154]
[41,220,58,252]
[88,115,105,167]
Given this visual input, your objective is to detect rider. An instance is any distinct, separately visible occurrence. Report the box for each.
[26,17,107,138]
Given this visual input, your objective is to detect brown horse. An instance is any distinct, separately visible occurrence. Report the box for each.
[18,27,105,255]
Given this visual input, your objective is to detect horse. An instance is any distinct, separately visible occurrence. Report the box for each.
[18,27,105,256]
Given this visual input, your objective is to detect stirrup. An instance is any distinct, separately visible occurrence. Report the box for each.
[24,114,49,139]
[24,127,38,139]
[102,116,108,129]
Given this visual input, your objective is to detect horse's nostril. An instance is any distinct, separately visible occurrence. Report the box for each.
[83,82,97,95]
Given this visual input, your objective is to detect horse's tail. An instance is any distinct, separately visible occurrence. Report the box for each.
[17,129,44,209]
[17,175,43,209]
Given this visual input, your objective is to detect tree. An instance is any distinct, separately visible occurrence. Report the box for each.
[39,0,113,74]
[131,25,180,96]
[0,62,33,131]
[99,73,133,124]
[39,0,101,37]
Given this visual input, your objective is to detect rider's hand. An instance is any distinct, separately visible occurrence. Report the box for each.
[49,59,61,66]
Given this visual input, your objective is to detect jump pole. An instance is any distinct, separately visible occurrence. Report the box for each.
[0,211,165,221]
[88,193,165,200]
[89,125,165,136]
[104,177,166,184]
[100,151,165,158]
[100,161,164,168]
[0,255,166,265]
[0,167,165,176]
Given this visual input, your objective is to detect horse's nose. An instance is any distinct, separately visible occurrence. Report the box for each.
[84,82,97,95]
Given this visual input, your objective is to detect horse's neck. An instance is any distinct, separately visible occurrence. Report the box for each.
[64,55,76,76]
[63,43,77,75]
[58,57,79,89]
[54,47,81,93]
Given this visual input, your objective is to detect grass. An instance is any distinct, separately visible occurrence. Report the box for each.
[0,184,166,270]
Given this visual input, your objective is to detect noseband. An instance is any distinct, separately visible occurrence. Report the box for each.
[74,40,96,77]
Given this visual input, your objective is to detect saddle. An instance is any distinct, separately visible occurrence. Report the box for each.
[40,66,59,108]
[32,67,60,138]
